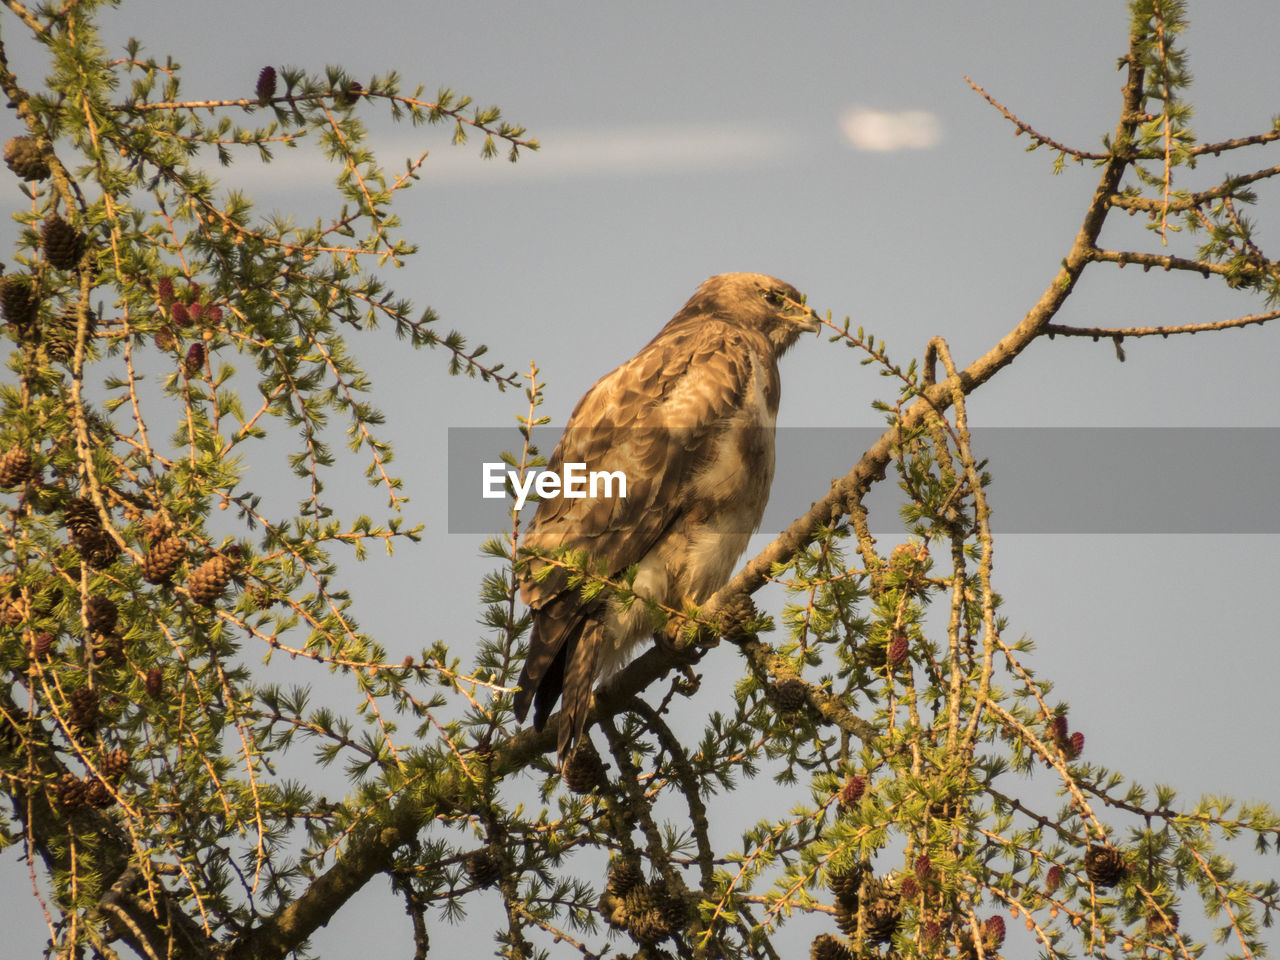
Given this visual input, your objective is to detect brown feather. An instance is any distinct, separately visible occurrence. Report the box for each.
[514,273,818,763]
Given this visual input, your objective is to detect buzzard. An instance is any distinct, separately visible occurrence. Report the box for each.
[514,272,819,759]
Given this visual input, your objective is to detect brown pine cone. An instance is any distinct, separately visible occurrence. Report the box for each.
[463,849,500,888]
[142,535,185,584]
[41,214,85,270]
[982,914,1006,951]
[715,591,757,642]
[838,774,866,814]
[1044,863,1063,893]
[833,900,857,938]
[622,883,671,945]
[54,772,87,810]
[0,594,24,626]
[0,274,38,329]
[607,858,644,897]
[184,341,205,376]
[919,920,943,952]
[657,884,690,932]
[187,554,234,606]
[45,305,97,364]
[144,666,163,698]
[862,888,900,944]
[767,676,808,713]
[829,864,863,909]
[1084,843,1125,887]
[33,631,54,658]
[85,777,114,809]
[4,136,50,181]
[810,933,851,960]
[562,737,606,793]
[64,498,101,538]
[73,526,120,569]
[256,66,278,105]
[84,593,118,634]
[101,747,130,783]
[886,630,909,667]
[68,686,99,734]
[65,504,120,570]
[0,446,32,487]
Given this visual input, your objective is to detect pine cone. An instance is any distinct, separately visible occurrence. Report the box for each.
[156,276,175,306]
[55,772,87,810]
[0,446,32,487]
[607,858,644,897]
[833,900,857,937]
[982,915,1006,951]
[68,686,100,734]
[622,883,671,945]
[84,593,118,634]
[85,777,114,809]
[886,630,909,667]
[64,498,100,538]
[101,747,130,783]
[838,774,866,814]
[154,325,176,351]
[767,676,808,713]
[0,593,24,625]
[862,882,899,944]
[658,884,690,931]
[463,849,500,888]
[73,526,120,569]
[1,274,38,329]
[184,341,205,376]
[4,136,50,181]
[715,592,757,642]
[33,631,54,658]
[256,66,278,105]
[145,666,163,698]
[810,933,851,960]
[44,304,98,364]
[1084,843,1125,887]
[562,737,605,793]
[1044,863,1063,893]
[41,214,85,269]
[913,853,932,880]
[829,864,863,909]
[919,920,942,952]
[142,535,185,585]
[1068,731,1085,758]
[187,554,234,606]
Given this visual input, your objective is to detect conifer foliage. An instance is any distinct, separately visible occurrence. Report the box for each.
[0,2,1278,959]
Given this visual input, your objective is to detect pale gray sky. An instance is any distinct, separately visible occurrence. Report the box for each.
[3,1,1279,956]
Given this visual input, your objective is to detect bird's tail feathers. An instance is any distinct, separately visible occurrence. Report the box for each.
[557,620,604,761]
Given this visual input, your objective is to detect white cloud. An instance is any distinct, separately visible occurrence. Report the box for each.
[839,107,942,152]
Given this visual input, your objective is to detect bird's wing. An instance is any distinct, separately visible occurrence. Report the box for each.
[514,320,766,749]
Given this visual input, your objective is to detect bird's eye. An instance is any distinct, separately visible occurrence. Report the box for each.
[763,289,783,306]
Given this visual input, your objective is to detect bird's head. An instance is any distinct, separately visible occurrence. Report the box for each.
[689,272,821,354]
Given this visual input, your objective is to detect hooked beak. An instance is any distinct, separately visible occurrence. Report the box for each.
[787,303,822,335]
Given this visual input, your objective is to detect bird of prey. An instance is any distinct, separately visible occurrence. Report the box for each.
[514,272,819,759]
